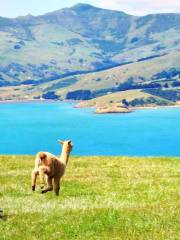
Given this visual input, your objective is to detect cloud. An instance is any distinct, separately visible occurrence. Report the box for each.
[94,0,180,15]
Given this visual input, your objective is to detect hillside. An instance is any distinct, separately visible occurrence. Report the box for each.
[76,89,172,110]
[0,155,179,239]
[1,51,179,107]
[0,3,180,104]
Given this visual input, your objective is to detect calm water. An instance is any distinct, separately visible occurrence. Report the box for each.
[0,102,180,156]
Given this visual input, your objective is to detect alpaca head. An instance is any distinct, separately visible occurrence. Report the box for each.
[58,140,73,153]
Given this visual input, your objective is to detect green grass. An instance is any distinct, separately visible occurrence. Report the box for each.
[0,155,179,239]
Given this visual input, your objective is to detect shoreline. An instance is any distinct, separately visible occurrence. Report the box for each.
[0,99,63,104]
[0,99,79,104]
[0,99,180,112]
[131,104,180,111]
[75,101,180,113]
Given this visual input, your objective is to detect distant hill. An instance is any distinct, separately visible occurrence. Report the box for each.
[0,3,180,104]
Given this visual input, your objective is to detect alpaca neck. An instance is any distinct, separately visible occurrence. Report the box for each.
[60,148,70,165]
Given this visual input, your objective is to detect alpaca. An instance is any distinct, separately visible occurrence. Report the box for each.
[31,140,73,196]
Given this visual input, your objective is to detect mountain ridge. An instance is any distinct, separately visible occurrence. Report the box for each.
[1,3,180,19]
[0,3,180,104]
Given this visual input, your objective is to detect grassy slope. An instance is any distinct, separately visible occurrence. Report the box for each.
[77,89,171,107]
[0,155,179,240]
[54,51,180,97]
[0,23,97,67]
[0,51,180,102]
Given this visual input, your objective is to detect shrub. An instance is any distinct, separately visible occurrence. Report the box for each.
[66,90,92,100]
[144,89,180,102]
[172,81,180,87]
[14,45,21,50]
[42,91,59,100]
[122,99,129,107]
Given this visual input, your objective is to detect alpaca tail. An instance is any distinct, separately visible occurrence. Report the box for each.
[35,152,46,168]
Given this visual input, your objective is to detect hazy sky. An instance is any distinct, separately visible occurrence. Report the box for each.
[1,0,180,18]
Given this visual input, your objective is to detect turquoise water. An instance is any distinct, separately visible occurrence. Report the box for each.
[0,102,180,156]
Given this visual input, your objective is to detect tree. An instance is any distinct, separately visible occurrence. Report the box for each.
[122,99,129,107]
[66,90,92,100]
[42,91,59,100]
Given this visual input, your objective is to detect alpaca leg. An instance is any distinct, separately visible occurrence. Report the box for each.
[42,176,53,194]
[39,166,49,189]
[31,169,38,191]
[54,176,60,196]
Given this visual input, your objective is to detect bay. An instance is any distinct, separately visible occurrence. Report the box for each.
[0,102,180,156]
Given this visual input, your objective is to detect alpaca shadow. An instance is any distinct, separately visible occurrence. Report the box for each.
[0,212,15,221]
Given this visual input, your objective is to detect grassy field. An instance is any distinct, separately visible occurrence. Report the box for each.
[0,155,179,240]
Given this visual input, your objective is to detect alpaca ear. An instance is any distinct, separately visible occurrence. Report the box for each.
[58,140,64,145]
[68,140,73,147]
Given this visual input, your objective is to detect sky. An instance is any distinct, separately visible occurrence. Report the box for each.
[1,0,180,18]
